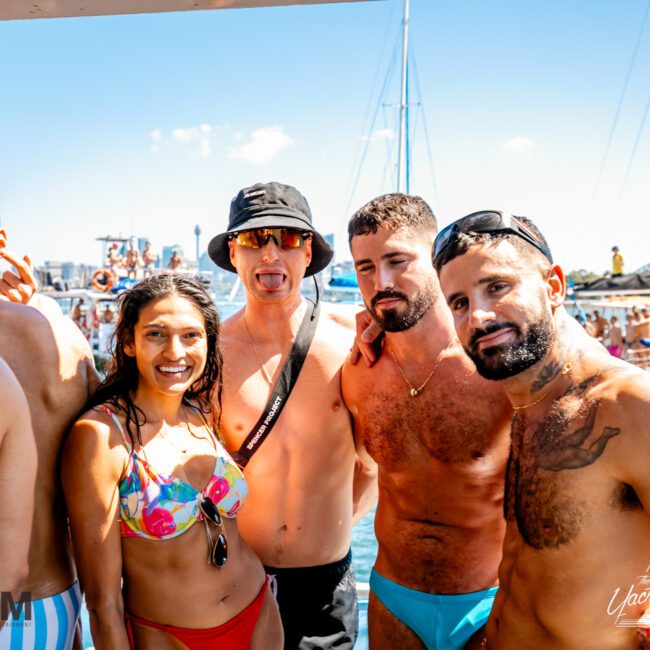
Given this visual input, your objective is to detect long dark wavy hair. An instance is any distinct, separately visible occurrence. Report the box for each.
[85,273,223,448]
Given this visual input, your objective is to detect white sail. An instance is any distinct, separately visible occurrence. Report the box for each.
[1,0,374,22]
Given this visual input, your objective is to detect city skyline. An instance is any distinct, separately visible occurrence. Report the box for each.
[1,0,649,275]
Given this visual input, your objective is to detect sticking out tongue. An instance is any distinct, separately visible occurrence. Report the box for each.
[258,273,284,290]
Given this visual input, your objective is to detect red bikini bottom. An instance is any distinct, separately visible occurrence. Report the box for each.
[125,577,268,649]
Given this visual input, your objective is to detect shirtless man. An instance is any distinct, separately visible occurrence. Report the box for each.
[343,194,512,649]
[124,239,141,279]
[207,182,376,648]
[142,241,157,277]
[167,250,183,271]
[0,238,99,649]
[434,210,650,649]
[606,315,624,358]
[593,310,609,340]
[106,242,122,271]
[0,358,36,595]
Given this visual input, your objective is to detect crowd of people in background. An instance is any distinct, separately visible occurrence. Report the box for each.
[578,305,650,360]
[2,195,650,650]
[103,239,184,280]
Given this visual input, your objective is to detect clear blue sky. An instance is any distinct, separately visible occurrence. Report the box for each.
[1,0,648,274]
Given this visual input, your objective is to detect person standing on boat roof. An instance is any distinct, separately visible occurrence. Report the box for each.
[207,182,377,649]
[343,194,512,650]
[0,231,99,649]
[142,241,158,277]
[106,241,122,270]
[124,238,142,279]
[612,245,624,277]
[434,210,650,649]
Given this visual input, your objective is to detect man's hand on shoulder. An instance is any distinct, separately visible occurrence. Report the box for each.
[349,308,384,367]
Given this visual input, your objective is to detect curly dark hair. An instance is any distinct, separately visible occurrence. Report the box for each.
[348,193,437,243]
[86,273,223,447]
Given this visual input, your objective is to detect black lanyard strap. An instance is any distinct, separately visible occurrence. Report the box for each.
[231,300,320,469]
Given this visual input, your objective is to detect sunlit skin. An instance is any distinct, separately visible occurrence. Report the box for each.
[344,226,512,649]
[438,240,650,649]
[439,241,557,400]
[353,228,437,328]
[229,234,312,308]
[124,294,209,405]
[219,233,375,572]
[0,297,97,650]
[63,293,282,649]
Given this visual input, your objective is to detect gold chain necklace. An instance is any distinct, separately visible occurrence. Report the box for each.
[512,361,573,411]
[389,337,455,397]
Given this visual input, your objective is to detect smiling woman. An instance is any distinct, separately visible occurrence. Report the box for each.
[62,273,283,650]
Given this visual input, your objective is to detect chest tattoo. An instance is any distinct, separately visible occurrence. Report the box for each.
[506,378,621,549]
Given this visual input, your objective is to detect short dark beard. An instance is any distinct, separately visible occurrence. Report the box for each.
[465,314,555,380]
[368,285,436,332]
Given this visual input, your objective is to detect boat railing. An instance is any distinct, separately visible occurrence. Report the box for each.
[626,348,650,370]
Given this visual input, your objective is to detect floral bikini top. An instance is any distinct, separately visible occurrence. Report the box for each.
[101,406,248,540]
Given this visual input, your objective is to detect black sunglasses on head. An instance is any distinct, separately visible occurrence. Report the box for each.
[433,211,553,265]
[200,497,228,568]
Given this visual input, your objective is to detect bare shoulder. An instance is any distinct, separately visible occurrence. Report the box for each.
[0,356,20,389]
[320,302,359,331]
[66,406,128,478]
[341,348,387,412]
[0,301,93,367]
[0,358,27,426]
[219,308,245,349]
[311,303,356,366]
[602,362,650,420]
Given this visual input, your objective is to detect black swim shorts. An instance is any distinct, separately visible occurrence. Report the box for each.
[265,549,358,649]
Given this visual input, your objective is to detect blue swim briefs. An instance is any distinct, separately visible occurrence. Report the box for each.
[370,569,497,650]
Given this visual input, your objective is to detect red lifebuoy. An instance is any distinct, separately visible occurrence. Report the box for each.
[91,269,114,292]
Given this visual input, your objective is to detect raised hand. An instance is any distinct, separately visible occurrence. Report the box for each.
[0,229,38,304]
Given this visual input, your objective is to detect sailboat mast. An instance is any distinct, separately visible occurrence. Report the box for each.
[396,0,410,193]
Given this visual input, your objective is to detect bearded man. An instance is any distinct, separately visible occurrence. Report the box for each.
[435,210,650,649]
[342,194,512,649]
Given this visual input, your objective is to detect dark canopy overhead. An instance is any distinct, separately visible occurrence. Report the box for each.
[1,0,374,21]
[576,272,650,293]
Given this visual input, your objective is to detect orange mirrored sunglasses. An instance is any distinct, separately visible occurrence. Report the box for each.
[231,228,312,250]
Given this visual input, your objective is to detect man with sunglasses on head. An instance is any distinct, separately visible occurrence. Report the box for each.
[208,182,377,649]
[343,194,512,650]
[434,211,650,649]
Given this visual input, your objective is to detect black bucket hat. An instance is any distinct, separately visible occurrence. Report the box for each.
[208,182,333,277]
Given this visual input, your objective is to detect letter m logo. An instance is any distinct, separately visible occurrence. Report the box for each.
[1,592,32,621]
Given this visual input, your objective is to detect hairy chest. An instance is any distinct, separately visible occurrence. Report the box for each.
[506,396,624,550]
[358,374,507,467]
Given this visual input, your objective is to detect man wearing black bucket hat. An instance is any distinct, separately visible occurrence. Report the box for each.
[209,182,377,649]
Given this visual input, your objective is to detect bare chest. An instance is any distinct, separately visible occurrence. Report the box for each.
[506,396,623,550]
[357,362,509,467]
[220,345,352,463]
